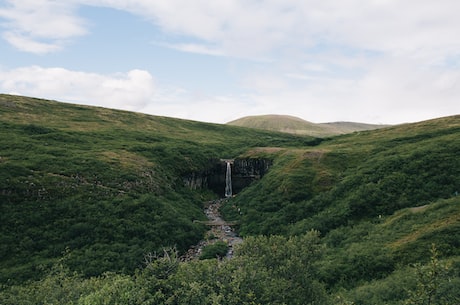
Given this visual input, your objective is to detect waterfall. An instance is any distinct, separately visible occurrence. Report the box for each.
[225,161,232,197]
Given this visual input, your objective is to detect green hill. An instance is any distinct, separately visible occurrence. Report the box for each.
[222,114,460,301]
[1,94,459,304]
[227,114,389,136]
[0,94,316,283]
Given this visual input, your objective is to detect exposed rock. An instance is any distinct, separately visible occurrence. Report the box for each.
[183,158,272,196]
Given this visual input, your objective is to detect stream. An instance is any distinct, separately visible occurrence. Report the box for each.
[181,198,243,261]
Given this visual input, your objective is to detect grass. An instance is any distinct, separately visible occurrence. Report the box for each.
[1,94,459,304]
[0,94,319,283]
[227,114,388,137]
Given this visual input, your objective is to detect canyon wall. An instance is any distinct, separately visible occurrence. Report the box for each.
[183,158,272,197]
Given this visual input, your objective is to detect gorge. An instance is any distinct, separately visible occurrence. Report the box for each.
[183,158,272,197]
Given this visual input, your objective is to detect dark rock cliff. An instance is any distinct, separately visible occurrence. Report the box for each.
[183,158,272,197]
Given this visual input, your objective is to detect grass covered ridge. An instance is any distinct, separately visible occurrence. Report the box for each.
[0,94,317,283]
[227,114,388,136]
[1,94,459,304]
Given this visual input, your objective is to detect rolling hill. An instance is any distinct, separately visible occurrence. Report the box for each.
[0,94,316,283]
[227,114,389,137]
[0,94,459,304]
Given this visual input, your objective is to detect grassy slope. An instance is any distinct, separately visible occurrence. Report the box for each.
[222,115,460,295]
[225,115,460,234]
[227,114,388,136]
[1,94,459,302]
[0,94,317,283]
[318,121,391,134]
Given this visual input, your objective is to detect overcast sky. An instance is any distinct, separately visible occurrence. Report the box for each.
[0,0,459,124]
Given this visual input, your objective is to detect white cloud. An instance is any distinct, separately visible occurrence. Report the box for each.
[141,92,255,124]
[1,60,459,125]
[82,0,460,61]
[244,56,460,124]
[0,1,459,124]
[117,0,308,58]
[2,31,63,54]
[316,1,460,65]
[0,65,265,124]
[154,41,226,57]
[2,0,460,61]
[0,66,155,111]
[0,0,87,53]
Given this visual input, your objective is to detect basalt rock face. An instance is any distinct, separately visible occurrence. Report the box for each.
[182,158,220,191]
[231,158,271,195]
[183,158,272,197]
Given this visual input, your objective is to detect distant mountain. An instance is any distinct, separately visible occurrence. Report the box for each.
[227,114,390,137]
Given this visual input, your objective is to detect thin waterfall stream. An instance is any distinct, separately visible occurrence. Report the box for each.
[182,161,242,261]
[225,160,232,198]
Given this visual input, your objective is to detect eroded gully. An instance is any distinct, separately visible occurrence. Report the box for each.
[181,198,243,261]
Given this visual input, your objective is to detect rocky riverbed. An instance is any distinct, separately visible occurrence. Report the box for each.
[181,199,242,261]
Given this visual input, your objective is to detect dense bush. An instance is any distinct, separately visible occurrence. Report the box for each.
[0,232,331,305]
[199,241,228,260]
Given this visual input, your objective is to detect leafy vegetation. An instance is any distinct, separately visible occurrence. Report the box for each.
[0,94,316,283]
[0,232,331,305]
[199,241,228,260]
[220,115,460,303]
[223,117,460,237]
[1,94,459,304]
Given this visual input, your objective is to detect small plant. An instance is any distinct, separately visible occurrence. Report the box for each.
[199,241,228,260]
[405,244,451,305]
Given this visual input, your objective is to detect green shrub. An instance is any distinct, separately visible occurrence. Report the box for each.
[199,241,228,260]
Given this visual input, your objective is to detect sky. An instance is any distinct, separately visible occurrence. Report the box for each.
[0,0,459,124]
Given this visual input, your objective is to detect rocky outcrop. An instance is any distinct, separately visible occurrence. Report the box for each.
[183,172,209,190]
[183,158,272,196]
[231,158,271,195]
